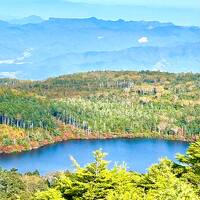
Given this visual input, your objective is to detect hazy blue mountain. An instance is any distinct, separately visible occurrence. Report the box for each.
[1,0,200,26]
[9,15,44,25]
[0,17,199,79]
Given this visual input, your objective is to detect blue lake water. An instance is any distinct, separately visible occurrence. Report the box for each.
[0,138,189,174]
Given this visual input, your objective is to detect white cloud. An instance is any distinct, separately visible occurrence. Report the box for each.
[0,59,16,64]
[138,36,148,44]
[0,48,33,65]
[97,36,104,40]
[0,72,20,79]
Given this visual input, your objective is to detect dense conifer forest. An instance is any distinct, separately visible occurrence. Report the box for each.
[0,71,200,153]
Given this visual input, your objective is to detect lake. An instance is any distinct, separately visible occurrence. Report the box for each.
[0,138,189,174]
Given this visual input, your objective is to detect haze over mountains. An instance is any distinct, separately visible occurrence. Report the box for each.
[9,15,44,25]
[0,16,200,79]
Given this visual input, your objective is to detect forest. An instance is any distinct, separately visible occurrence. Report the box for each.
[0,140,200,199]
[0,71,200,153]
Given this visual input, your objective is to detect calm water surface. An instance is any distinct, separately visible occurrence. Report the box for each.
[0,139,189,174]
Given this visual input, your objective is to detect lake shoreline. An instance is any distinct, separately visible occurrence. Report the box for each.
[0,136,190,176]
[0,131,195,155]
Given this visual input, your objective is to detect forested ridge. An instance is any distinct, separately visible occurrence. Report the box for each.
[0,140,200,199]
[0,71,200,153]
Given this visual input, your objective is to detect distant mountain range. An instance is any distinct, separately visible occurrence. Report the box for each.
[9,15,44,25]
[0,17,200,79]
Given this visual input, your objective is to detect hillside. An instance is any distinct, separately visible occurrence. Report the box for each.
[0,71,200,153]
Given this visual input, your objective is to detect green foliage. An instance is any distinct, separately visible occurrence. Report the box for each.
[0,168,26,200]
[34,149,144,200]
[1,140,200,199]
[0,89,63,151]
[141,159,199,199]
[2,137,14,146]
[177,140,200,168]
[0,71,200,153]
[52,150,114,199]
[35,143,200,200]
[176,140,200,194]
[0,89,56,131]
[35,189,64,200]
[0,168,48,200]
[46,71,200,138]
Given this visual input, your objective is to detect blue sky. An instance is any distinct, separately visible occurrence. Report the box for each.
[0,0,200,26]
[68,0,200,7]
